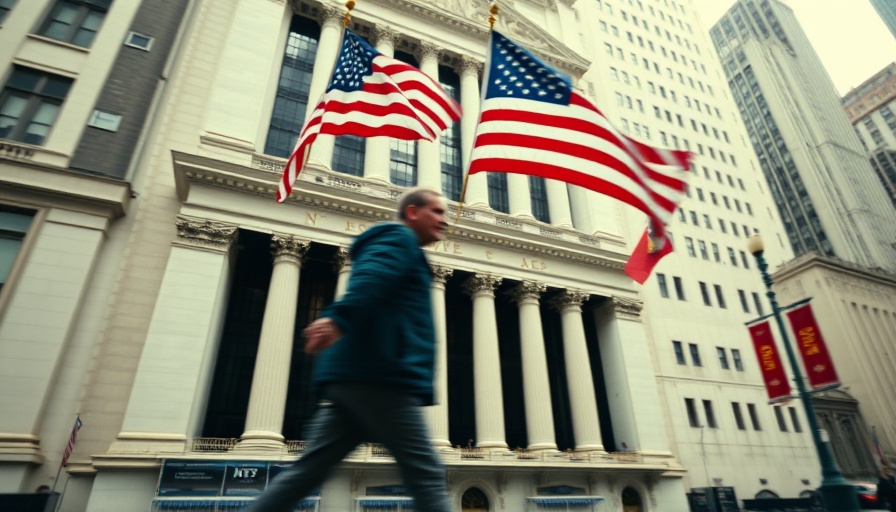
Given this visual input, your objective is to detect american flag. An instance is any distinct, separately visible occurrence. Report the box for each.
[469,32,692,282]
[278,30,462,202]
[61,415,82,467]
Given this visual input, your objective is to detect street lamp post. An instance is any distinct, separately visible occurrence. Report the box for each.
[747,234,859,512]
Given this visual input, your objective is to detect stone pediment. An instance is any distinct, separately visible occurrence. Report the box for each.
[295,0,589,78]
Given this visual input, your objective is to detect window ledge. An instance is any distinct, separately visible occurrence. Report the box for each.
[25,33,91,54]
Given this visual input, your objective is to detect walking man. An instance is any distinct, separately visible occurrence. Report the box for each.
[248,187,451,512]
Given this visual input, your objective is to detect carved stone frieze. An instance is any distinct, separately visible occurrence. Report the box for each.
[271,234,310,263]
[317,4,344,28]
[458,55,483,77]
[463,273,503,297]
[550,289,589,311]
[174,215,238,252]
[416,40,442,64]
[374,24,400,48]
[430,264,454,284]
[507,281,546,304]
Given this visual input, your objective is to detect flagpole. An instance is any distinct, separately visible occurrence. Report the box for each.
[454,1,499,225]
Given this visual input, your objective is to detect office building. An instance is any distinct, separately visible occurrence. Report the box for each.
[870,0,896,41]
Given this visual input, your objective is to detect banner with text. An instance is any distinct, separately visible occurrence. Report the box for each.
[748,321,791,403]
[785,303,840,390]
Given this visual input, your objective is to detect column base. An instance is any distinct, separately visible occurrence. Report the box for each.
[573,443,605,452]
[526,441,558,451]
[476,441,508,450]
[432,438,452,448]
[237,431,286,451]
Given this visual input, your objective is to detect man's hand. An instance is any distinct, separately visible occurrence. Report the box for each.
[303,318,342,354]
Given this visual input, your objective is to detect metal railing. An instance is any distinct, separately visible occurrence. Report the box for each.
[191,437,237,452]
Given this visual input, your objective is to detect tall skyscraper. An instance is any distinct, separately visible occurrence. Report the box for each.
[711,0,896,272]
[870,0,896,40]
[844,62,896,208]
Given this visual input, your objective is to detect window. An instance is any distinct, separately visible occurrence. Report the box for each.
[699,281,711,306]
[0,206,34,293]
[738,289,749,313]
[717,347,729,369]
[673,340,686,364]
[0,66,73,146]
[124,31,153,51]
[712,243,720,262]
[0,0,16,23]
[689,210,698,226]
[685,237,696,257]
[747,403,761,430]
[703,214,711,229]
[698,240,708,260]
[740,250,750,269]
[487,173,509,213]
[332,135,365,176]
[685,398,700,427]
[389,139,417,186]
[689,343,702,366]
[673,276,685,300]
[752,292,764,316]
[529,176,550,223]
[732,402,746,430]
[265,16,320,157]
[439,68,462,200]
[732,349,744,371]
[658,273,669,298]
[714,284,726,308]
[703,400,717,428]
[774,407,788,432]
[728,247,738,266]
[37,0,111,48]
[788,407,802,432]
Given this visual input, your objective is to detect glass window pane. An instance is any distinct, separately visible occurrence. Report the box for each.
[30,102,60,124]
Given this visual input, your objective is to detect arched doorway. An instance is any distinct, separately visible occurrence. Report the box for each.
[622,487,643,512]
[462,488,489,512]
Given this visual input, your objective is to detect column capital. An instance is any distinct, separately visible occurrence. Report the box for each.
[374,24,400,47]
[317,4,345,29]
[174,215,238,252]
[333,247,351,272]
[603,296,644,321]
[271,234,310,263]
[508,281,547,304]
[430,264,454,284]
[550,289,589,312]
[463,273,502,297]
[459,55,483,78]
[416,40,442,64]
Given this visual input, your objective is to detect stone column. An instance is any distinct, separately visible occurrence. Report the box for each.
[551,289,604,452]
[507,174,534,218]
[115,217,238,454]
[508,282,557,451]
[458,56,489,207]
[546,180,573,227]
[333,247,351,300]
[463,274,507,449]
[415,41,443,192]
[240,235,310,448]
[595,297,672,454]
[427,265,453,447]
[363,25,400,183]
[306,5,345,169]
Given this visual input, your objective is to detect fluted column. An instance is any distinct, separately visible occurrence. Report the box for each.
[240,235,310,448]
[508,282,557,451]
[363,25,400,182]
[333,247,351,299]
[458,56,489,207]
[546,180,573,227]
[551,290,604,452]
[306,5,344,169]
[416,41,443,192]
[508,174,533,218]
[463,274,507,449]
[427,265,453,447]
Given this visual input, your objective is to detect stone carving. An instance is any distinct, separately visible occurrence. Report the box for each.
[317,4,344,28]
[462,273,503,297]
[507,281,546,304]
[458,55,483,77]
[550,289,589,311]
[175,215,238,251]
[430,264,454,284]
[332,247,351,272]
[271,234,310,262]
[416,40,442,64]
[607,296,644,320]
[374,24,400,48]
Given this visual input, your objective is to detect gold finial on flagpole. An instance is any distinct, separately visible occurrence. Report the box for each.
[343,0,355,26]
[488,1,499,31]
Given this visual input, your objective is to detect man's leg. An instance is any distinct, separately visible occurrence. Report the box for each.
[247,401,361,512]
[327,383,452,512]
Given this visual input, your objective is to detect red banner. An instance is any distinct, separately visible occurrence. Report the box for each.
[748,321,791,403]
[786,303,840,390]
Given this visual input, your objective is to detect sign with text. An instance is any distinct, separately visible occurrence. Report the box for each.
[785,303,840,390]
[223,462,268,496]
[748,321,791,403]
[158,461,226,496]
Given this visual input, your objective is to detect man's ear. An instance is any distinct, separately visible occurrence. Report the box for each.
[404,204,419,220]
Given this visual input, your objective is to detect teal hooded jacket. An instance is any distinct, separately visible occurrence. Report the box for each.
[312,222,436,405]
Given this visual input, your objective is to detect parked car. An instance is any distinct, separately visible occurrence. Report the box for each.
[852,482,879,510]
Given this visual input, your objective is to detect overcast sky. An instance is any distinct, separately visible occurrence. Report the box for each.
[689,0,896,96]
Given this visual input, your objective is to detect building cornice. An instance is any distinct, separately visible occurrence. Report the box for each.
[773,251,896,285]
